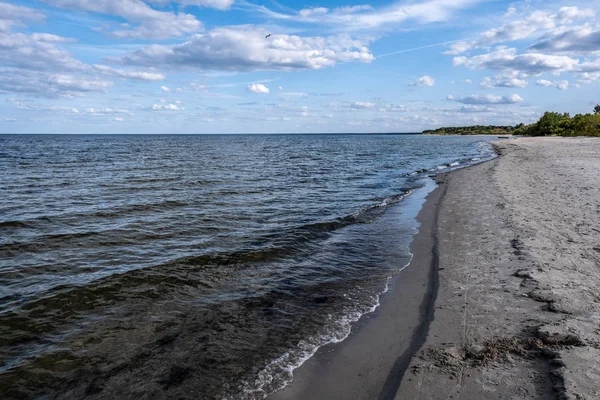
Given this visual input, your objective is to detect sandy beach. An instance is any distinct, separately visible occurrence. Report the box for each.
[270,137,600,400]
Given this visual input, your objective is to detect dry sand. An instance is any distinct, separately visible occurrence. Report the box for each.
[270,137,600,400]
[398,137,600,400]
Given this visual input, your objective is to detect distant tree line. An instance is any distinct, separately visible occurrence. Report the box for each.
[515,104,600,137]
[422,125,515,135]
[423,105,600,137]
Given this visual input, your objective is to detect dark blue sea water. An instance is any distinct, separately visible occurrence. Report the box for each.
[0,134,494,399]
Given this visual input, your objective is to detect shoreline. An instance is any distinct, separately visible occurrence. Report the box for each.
[267,158,479,399]
[267,177,444,400]
[268,137,600,400]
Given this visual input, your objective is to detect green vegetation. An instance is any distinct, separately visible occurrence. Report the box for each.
[422,125,515,135]
[515,105,600,137]
[423,105,600,137]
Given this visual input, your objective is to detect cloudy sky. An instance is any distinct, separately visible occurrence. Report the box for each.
[1,0,599,133]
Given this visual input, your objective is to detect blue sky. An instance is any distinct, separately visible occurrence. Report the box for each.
[1,0,599,133]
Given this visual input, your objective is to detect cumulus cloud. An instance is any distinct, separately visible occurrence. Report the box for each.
[152,103,181,110]
[444,41,473,55]
[530,26,600,55]
[247,83,270,94]
[0,32,87,71]
[117,27,374,71]
[446,6,596,55]
[555,6,595,24]
[0,12,168,97]
[536,79,569,90]
[0,69,111,97]
[0,28,166,96]
[536,79,554,87]
[0,2,45,32]
[351,101,375,109]
[335,101,376,110]
[43,0,202,39]
[453,47,579,75]
[447,94,524,105]
[480,72,528,88]
[411,75,435,87]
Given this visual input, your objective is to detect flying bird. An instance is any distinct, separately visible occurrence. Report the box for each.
[265,34,271,39]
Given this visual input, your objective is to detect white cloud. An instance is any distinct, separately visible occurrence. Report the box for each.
[337,101,376,110]
[480,72,528,88]
[536,79,569,90]
[248,0,482,31]
[180,0,233,10]
[351,101,375,108]
[30,33,76,42]
[0,2,45,32]
[446,7,596,55]
[536,79,554,87]
[444,41,473,55]
[149,0,234,11]
[411,75,435,87]
[152,103,181,110]
[280,92,309,98]
[299,7,329,18]
[117,26,374,71]
[555,6,595,24]
[0,32,87,72]
[453,47,579,75]
[504,7,517,18]
[578,59,600,73]
[43,0,202,39]
[0,29,166,96]
[92,65,165,81]
[557,80,569,90]
[83,107,132,115]
[530,26,600,55]
[447,94,524,104]
[161,85,170,92]
[478,11,556,46]
[247,83,270,94]
[0,69,112,97]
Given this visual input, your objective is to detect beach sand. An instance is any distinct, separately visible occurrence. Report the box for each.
[269,137,600,400]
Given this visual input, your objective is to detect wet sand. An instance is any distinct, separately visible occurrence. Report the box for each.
[270,137,600,400]
[268,179,442,400]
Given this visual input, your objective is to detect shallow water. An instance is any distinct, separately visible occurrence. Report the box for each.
[0,134,494,399]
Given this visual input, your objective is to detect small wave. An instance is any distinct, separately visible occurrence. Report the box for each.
[233,256,414,400]
[0,220,30,229]
[91,200,189,217]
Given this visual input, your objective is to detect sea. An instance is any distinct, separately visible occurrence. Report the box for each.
[0,134,495,399]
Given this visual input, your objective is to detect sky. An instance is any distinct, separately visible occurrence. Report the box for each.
[1,0,599,133]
